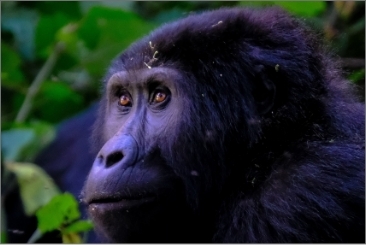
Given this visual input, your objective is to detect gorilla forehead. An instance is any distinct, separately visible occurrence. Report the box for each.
[119,8,308,64]
[107,67,182,91]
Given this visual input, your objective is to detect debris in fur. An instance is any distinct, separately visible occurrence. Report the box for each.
[212,20,223,27]
[275,64,280,72]
[149,41,155,50]
[144,62,152,69]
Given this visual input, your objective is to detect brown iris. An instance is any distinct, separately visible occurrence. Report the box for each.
[154,92,167,103]
[118,94,131,106]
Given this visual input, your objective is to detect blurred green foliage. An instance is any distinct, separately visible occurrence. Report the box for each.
[35,193,94,243]
[5,161,60,216]
[1,1,364,243]
[1,1,364,126]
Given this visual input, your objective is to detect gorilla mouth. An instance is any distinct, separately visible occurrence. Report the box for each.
[87,195,156,210]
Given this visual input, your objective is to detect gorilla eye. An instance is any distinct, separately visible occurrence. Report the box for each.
[153,91,167,103]
[118,93,132,106]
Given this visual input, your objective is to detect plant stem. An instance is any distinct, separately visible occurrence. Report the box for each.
[15,42,65,123]
[27,229,42,243]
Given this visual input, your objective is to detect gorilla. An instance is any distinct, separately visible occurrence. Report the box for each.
[81,7,365,243]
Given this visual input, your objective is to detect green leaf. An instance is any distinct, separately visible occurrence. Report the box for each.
[1,129,35,161]
[348,69,365,84]
[1,122,55,162]
[239,1,275,8]
[35,13,70,58]
[28,121,56,149]
[5,162,60,215]
[1,232,7,243]
[55,23,80,55]
[239,1,326,17]
[19,122,55,161]
[153,9,185,24]
[62,220,94,235]
[274,1,326,16]
[35,1,82,20]
[1,8,39,61]
[36,193,80,233]
[78,6,156,76]
[34,81,84,123]
[1,42,25,86]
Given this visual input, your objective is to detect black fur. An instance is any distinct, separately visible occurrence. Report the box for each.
[86,7,365,242]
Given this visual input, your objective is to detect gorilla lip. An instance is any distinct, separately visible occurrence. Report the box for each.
[87,195,156,210]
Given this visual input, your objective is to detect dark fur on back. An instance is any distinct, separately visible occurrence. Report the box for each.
[91,7,365,242]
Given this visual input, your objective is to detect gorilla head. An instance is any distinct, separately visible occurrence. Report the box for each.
[82,7,365,243]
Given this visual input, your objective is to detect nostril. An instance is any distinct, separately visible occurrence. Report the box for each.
[105,151,124,168]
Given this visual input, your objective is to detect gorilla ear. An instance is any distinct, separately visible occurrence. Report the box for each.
[252,65,276,115]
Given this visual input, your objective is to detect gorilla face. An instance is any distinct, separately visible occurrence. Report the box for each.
[82,67,222,242]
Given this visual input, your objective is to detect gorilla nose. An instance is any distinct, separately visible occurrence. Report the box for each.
[105,151,124,168]
[96,134,138,169]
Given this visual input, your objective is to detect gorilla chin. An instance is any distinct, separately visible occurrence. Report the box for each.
[83,151,205,242]
[87,195,186,242]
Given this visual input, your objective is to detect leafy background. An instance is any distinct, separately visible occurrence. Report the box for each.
[1,1,364,243]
